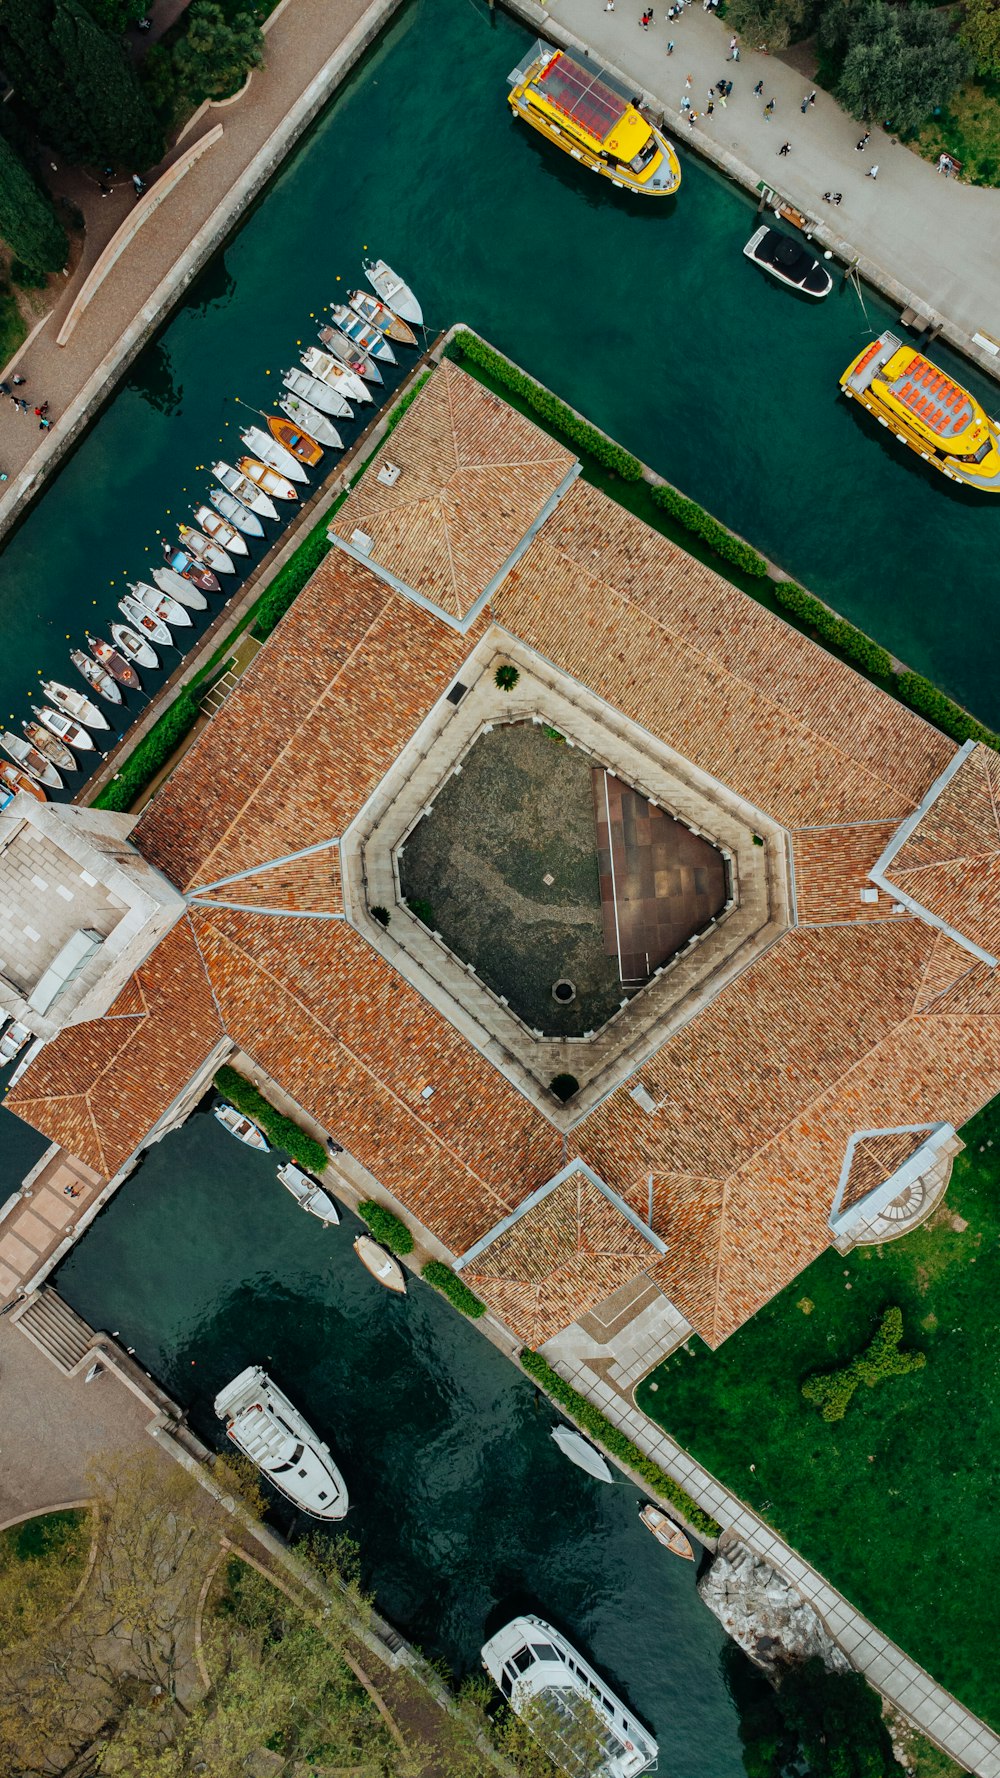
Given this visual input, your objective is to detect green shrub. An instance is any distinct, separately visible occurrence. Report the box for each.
[494,664,519,692]
[94,686,202,812]
[771,581,895,679]
[10,259,47,289]
[448,330,643,481]
[802,1305,926,1422]
[895,671,1000,751]
[520,1349,720,1539]
[370,904,390,928]
[550,1073,579,1102]
[358,1200,414,1255]
[213,1065,328,1174]
[407,897,435,929]
[422,1261,486,1318]
[650,483,770,578]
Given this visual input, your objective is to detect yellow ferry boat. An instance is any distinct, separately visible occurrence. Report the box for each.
[840,330,1000,492]
[507,40,681,199]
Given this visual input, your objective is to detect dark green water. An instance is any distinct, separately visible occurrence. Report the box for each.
[55,1111,751,1776]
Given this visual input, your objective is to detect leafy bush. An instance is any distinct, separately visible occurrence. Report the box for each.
[550,1073,579,1102]
[650,483,770,578]
[213,1065,328,1174]
[494,664,519,692]
[10,258,48,289]
[448,329,643,481]
[520,1349,720,1539]
[894,671,1000,750]
[802,1305,925,1422]
[771,581,894,678]
[422,1261,486,1318]
[370,905,390,928]
[170,0,264,104]
[94,686,202,812]
[358,1200,414,1256]
[407,897,435,929]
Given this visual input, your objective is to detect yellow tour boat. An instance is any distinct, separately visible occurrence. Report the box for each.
[507,40,681,199]
[840,330,1000,492]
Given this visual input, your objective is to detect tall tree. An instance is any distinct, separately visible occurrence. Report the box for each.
[962,0,1000,77]
[0,133,68,273]
[724,0,820,51]
[0,0,162,167]
[170,0,264,104]
[834,0,973,133]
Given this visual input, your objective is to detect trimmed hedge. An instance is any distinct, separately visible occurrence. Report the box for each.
[771,581,895,679]
[895,671,1000,750]
[251,519,332,643]
[650,482,770,579]
[448,329,644,482]
[93,686,201,812]
[520,1348,721,1540]
[358,1200,414,1256]
[802,1305,925,1423]
[213,1065,328,1174]
[422,1261,486,1319]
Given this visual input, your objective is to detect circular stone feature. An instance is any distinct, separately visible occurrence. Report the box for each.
[552,979,576,1003]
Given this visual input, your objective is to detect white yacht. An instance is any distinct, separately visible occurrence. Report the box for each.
[482,1615,658,1778]
[214,1101,269,1150]
[214,1365,348,1520]
[276,1161,340,1225]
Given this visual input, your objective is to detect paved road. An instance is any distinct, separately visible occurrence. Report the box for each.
[547,0,1000,356]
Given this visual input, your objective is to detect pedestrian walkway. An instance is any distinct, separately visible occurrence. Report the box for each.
[532,0,1000,373]
[0,1145,105,1303]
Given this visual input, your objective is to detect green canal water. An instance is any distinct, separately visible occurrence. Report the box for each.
[55,1112,754,1776]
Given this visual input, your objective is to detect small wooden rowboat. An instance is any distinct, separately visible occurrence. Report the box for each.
[277,1162,340,1226]
[212,461,277,522]
[22,721,76,772]
[240,426,308,484]
[1,730,62,787]
[120,589,179,640]
[214,1101,269,1151]
[639,1503,695,1561]
[0,758,46,803]
[127,582,192,630]
[353,1235,406,1294]
[42,679,108,730]
[363,256,423,326]
[266,414,323,466]
[111,623,159,671]
[209,485,264,538]
[161,541,219,595]
[237,456,298,504]
[282,365,353,420]
[33,706,96,751]
[178,524,236,575]
[316,325,382,386]
[299,348,372,406]
[87,634,141,691]
[329,302,396,365]
[347,287,418,347]
[193,504,248,555]
[71,649,122,706]
[278,396,343,451]
[153,566,208,611]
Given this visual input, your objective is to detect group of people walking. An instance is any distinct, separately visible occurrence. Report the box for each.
[0,376,53,433]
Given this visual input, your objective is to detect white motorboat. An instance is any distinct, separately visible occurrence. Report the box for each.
[300,347,372,406]
[236,456,299,504]
[316,324,383,385]
[638,1502,695,1561]
[353,1235,406,1294]
[551,1425,615,1483]
[482,1616,658,1778]
[70,649,122,706]
[1,731,62,788]
[120,589,179,640]
[153,566,208,611]
[212,460,278,522]
[240,426,308,484]
[329,301,396,365]
[33,705,96,751]
[111,622,159,671]
[282,365,353,420]
[362,256,423,326]
[178,524,236,575]
[278,395,343,451]
[0,1020,31,1065]
[214,1365,349,1521]
[209,484,266,537]
[347,288,418,347]
[214,1100,269,1150]
[277,1162,340,1226]
[41,680,109,731]
[193,505,249,556]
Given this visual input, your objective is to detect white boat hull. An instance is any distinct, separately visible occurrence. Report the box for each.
[282,366,352,419]
[119,593,174,644]
[34,706,96,750]
[194,505,249,555]
[214,1365,348,1520]
[354,1234,406,1294]
[278,396,343,451]
[128,582,192,629]
[300,347,371,406]
[153,567,208,611]
[482,1616,658,1778]
[240,426,308,484]
[212,461,278,521]
[209,486,265,537]
[277,1162,340,1225]
[42,680,109,730]
[214,1102,269,1150]
[180,526,237,574]
[71,650,122,705]
[1,733,62,788]
[363,256,423,326]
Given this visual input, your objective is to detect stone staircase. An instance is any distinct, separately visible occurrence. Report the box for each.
[13,1287,96,1373]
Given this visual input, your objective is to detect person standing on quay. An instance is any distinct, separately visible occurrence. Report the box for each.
[764,98,775,119]
[856,131,870,151]
[753,79,764,97]
[866,163,879,179]
[778,140,791,155]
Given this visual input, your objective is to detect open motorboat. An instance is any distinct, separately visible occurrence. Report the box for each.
[120,588,180,639]
[363,256,423,326]
[482,1616,658,1778]
[240,426,308,484]
[22,721,76,773]
[33,706,96,751]
[282,365,353,420]
[208,485,264,538]
[178,523,236,575]
[215,1365,349,1521]
[127,582,192,630]
[193,504,248,556]
[347,287,418,347]
[277,1161,340,1226]
[0,1020,32,1065]
[111,623,159,672]
[1,731,62,788]
[329,302,396,365]
[87,634,141,691]
[638,1502,695,1561]
[353,1234,406,1294]
[161,542,218,596]
[299,347,371,407]
[212,460,278,522]
[278,395,343,451]
[551,1424,615,1483]
[0,759,46,803]
[214,1100,269,1149]
[237,455,299,503]
[42,680,108,730]
[71,649,122,706]
[153,565,208,610]
[742,224,833,299]
[317,325,382,386]
[266,414,324,466]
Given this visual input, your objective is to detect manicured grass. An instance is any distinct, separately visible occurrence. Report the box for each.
[913,77,1000,185]
[635,1098,1000,1728]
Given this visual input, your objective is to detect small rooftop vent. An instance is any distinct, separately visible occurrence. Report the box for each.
[376,461,402,488]
[350,529,374,556]
[860,887,879,904]
[629,1082,658,1115]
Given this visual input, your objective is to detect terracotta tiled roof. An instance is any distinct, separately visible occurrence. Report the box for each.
[792,823,899,924]
[878,743,1000,959]
[330,361,576,620]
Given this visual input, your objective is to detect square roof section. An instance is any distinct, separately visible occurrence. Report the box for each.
[872,741,1000,963]
[329,360,579,625]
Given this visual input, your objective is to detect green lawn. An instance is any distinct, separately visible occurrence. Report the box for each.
[635,1098,1000,1730]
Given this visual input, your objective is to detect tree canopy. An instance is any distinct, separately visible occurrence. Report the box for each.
[170,0,264,103]
[0,133,68,274]
[962,0,1000,78]
[0,0,163,166]
[830,0,973,132]
[733,1654,897,1778]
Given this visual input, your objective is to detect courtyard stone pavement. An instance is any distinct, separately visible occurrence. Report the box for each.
[534,0,1000,368]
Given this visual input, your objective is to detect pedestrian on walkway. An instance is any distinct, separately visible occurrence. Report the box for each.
[0,383,10,397]
[33,406,43,418]
[753,79,764,97]
[39,400,49,415]
[822,190,843,204]
[706,98,714,115]
[10,396,20,412]
[666,38,674,53]
[800,95,809,113]
[778,140,791,155]
[866,162,879,179]
[18,398,29,412]
[719,90,726,106]
[11,374,26,386]
[728,33,737,55]
[604,1,615,9]
[856,131,870,151]
[807,90,816,106]
[687,110,698,126]
[98,180,111,197]
[764,98,775,118]
[38,416,51,431]
[681,93,691,111]
[131,173,146,197]
[724,78,733,95]
[685,71,692,86]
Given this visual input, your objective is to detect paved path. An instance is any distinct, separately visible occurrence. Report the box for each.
[539,0,1000,368]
